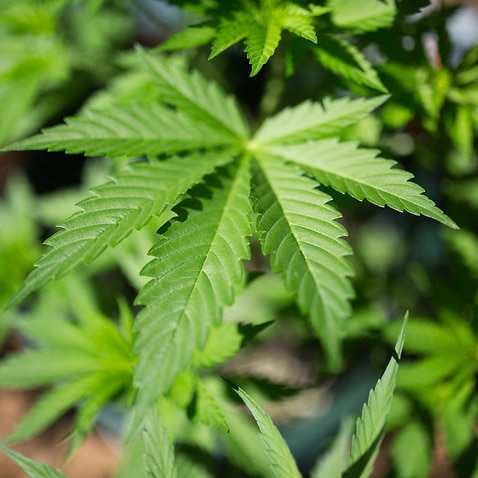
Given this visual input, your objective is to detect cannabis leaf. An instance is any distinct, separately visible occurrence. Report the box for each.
[209,1,318,76]
[230,382,302,478]
[314,34,388,93]
[263,139,458,228]
[132,160,252,423]
[2,48,455,440]
[253,95,388,144]
[0,277,134,453]
[327,0,397,33]
[5,152,232,308]
[344,313,408,478]
[254,155,354,368]
[0,444,67,478]
[143,408,178,478]
[310,420,354,478]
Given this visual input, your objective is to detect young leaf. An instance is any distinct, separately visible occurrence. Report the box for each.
[344,314,408,478]
[231,383,301,478]
[132,159,252,426]
[143,408,178,478]
[209,2,317,76]
[254,155,354,368]
[244,16,283,77]
[327,0,397,33]
[6,152,231,307]
[265,139,458,229]
[314,35,388,93]
[192,322,243,368]
[0,444,68,478]
[253,95,387,144]
[193,379,229,432]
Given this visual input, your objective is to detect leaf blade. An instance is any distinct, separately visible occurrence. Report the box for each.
[253,95,387,144]
[344,314,408,478]
[143,408,178,478]
[266,139,457,228]
[7,152,230,307]
[314,35,387,92]
[137,47,250,140]
[0,444,67,478]
[3,103,235,158]
[254,155,354,368]
[132,158,252,426]
[232,384,301,478]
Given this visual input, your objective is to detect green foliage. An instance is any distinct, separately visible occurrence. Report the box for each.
[0,275,135,454]
[0,444,67,478]
[0,0,475,477]
[231,382,302,478]
[344,314,407,477]
[142,408,178,478]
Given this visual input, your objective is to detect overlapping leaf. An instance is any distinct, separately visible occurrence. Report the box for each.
[7,152,232,307]
[209,1,317,76]
[132,159,252,425]
[265,139,457,228]
[137,47,249,139]
[254,155,354,368]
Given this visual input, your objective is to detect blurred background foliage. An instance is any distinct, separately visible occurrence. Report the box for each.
[0,0,478,477]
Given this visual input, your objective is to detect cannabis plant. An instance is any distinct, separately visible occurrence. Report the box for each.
[0,0,472,476]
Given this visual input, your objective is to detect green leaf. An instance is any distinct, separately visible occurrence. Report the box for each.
[143,408,178,478]
[192,322,243,368]
[3,103,235,157]
[244,16,283,77]
[327,0,396,33]
[66,375,125,456]
[6,374,104,444]
[132,159,252,425]
[0,280,133,445]
[137,47,249,139]
[0,444,67,478]
[253,95,387,144]
[254,155,354,368]
[193,379,230,432]
[209,11,250,60]
[314,35,388,92]
[310,419,353,478]
[265,139,457,229]
[390,421,431,478]
[156,25,216,52]
[209,2,316,76]
[231,383,301,478]
[279,4,317,43]
[344,314,408,478]
[7,152,230,307]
